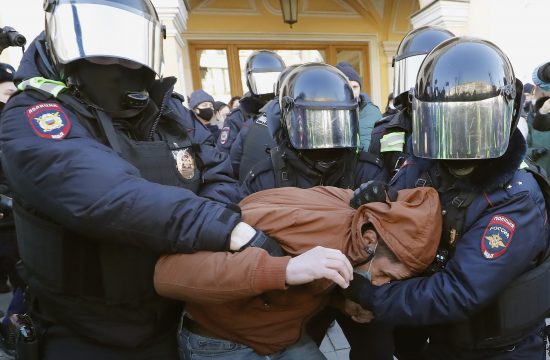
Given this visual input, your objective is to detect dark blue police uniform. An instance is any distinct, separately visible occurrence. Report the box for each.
[0,34,243,360]
[357,131,549,359]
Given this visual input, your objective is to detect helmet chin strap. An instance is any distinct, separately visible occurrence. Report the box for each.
[443,160,477,178]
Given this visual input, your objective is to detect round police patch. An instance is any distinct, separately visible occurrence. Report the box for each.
[481,215,516,259]
[219,127,230,144]
[26,102,71,140]
[173,148,195,180]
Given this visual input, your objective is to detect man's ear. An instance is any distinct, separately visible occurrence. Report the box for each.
[363,228,378,246]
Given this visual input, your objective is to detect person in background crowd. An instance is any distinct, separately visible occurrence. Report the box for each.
[228,95,241,110]
[335,62,382,151]
[189,89,220,142]
[0,1,294,358]
[217,50,285,153]
[347,37,550,360]
[155,186,442,360]
[526,70,550,175]
[213,100,229,129]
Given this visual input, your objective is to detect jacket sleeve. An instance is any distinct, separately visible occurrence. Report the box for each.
[0,97,241,254]
[359,101,382,150]
[169,99,243,204]
[363,179,548,325]
[229,127,246,177]
[216,110,243,153]
[154,247,290,304]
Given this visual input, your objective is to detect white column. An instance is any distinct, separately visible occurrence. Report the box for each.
[411,0,470,36]
[152,0,192,97]
[382,41,399,95]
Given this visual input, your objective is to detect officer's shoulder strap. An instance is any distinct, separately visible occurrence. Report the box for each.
[18,77,68,98]
[270,146,296,188]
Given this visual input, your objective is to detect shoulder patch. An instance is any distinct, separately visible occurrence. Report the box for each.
[26,102,71,140]
[219,126,230,144]
[481,215,516,259]
[255,115,268,127]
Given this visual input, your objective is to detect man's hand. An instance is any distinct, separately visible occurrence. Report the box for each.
[349,180,397,209]
[285,246,353,288]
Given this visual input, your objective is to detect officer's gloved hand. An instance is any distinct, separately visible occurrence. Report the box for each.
[342,272,375,309]
[240,229,285,257]
[349,180,398,209]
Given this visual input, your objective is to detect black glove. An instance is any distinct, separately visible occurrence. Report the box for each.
[240,230,285,257]
[343,272,375,308]
[350,180,398,209]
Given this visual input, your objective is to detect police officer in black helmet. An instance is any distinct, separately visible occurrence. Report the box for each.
[369,26,454,178]
[217,50,285,153]
[241,63,385,195]
[0,1,292,359]
[347,37,550,360]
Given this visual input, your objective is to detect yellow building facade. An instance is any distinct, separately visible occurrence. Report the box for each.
[181,0,419,107]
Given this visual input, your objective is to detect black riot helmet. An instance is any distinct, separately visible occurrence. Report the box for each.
[44,0,164,79]
[411,37,522,160]
[393,26,454,99]
[246,50,285,98]
[279,63,359,151]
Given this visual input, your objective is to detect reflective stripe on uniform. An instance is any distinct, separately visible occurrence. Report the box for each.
[18,77,68,98]
[519,161,529,170]
[380,131,405,153]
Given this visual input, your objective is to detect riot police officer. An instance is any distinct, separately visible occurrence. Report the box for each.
[217,50,285,153]
[346,37,550,360]
[0,1,286,359]
[241,63,385,195]
[369,26,454,177]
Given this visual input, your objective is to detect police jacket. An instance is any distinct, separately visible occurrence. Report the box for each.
[230,99,279,179]
[357,93,382,151]
[0,34,243,347]
[358,131,550,358]
[216,94,266,153]
[241,138,386,196]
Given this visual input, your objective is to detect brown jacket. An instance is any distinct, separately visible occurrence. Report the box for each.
[155,186,441,354]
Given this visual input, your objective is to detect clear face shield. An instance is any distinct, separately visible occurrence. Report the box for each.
[393,54,426,98]
[250,72,281,95]
[411,91,514,159]
[285,101,359,150]
[46,0,164,76]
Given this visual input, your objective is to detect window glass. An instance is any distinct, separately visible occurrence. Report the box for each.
[197,49,231,103]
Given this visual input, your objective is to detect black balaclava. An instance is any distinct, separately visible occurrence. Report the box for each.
[69,60,155,114]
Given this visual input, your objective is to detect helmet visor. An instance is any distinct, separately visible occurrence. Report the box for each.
[393,54,426,98]
[411,95,513,159]
[48,0,163,75]
[250,72,280,95]
[286,104,358,149]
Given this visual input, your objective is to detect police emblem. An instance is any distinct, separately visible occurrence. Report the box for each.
[26,103,71,139]
[481,214,516,259]
[219,127,230,144]
[173,148,195,180]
